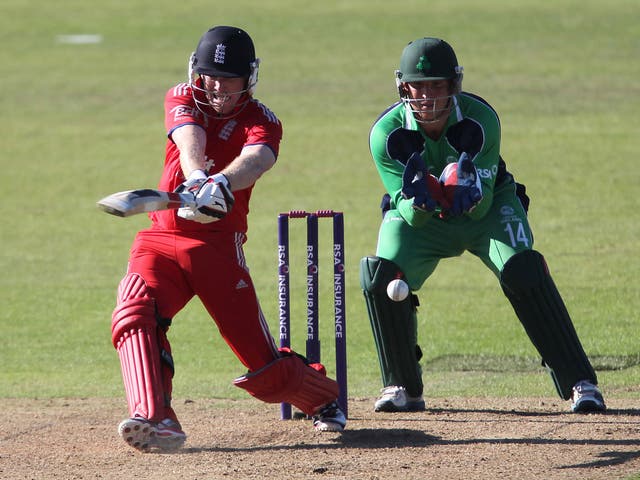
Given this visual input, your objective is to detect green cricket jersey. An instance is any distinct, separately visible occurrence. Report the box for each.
[369,93,533,288]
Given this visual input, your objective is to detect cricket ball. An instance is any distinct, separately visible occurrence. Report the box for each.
[387,279,409,302]
[439,162,459,205]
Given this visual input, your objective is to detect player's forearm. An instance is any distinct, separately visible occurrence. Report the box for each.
[172,124,208,177]
[219,145,276,191]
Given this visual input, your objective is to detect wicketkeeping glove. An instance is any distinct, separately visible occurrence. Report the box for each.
[401,152,438,212]
[440,152,483,216]
[175,170,235,223]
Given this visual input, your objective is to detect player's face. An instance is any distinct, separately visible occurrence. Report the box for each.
[201,75,248,115]
[403,80,453,123]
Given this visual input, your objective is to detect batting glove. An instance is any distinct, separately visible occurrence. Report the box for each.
[176,171,235,223]
[193,173,235,218]
[175,169,208,194]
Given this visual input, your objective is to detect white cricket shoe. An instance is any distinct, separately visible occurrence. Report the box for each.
[313,401,347,432]
[118,417,186,452]
[570,380,606,413]
[154,418,187,450]
[374,386,425,412]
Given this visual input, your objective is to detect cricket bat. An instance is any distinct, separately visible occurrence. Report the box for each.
[97,188,196,217]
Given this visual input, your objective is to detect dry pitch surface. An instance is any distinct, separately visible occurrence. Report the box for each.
[2,397,640,479]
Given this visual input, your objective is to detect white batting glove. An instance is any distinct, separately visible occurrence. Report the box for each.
[177,206,218,223]
[176,169,211,223]
[177,173,234,223]
[176,169,208,193]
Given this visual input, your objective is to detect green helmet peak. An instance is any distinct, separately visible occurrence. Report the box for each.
[397,37,462,83]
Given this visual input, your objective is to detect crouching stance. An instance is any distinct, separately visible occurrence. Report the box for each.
[361,36,604,414]
[109,26,345,453]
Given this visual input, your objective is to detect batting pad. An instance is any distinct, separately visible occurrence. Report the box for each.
[112,275,167,422]
[234,350,339,416]
[500,250,598,399]
[360,256,424,398]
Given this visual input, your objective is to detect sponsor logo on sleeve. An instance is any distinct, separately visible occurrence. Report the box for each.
[170,105,200,121]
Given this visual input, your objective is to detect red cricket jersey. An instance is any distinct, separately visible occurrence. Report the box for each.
[150,82,283,233]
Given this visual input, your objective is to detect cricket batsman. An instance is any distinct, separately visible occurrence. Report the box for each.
[359,37,605,414]
[110,25,346,453]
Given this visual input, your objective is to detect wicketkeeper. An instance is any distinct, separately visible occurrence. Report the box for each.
[110,25,346,453]
[360,37,605,414]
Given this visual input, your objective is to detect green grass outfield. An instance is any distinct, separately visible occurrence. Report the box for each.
[1,0,638,406]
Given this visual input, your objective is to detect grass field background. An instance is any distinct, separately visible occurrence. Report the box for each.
[1,0,638,405]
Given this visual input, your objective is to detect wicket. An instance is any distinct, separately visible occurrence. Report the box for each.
[277,210,348,420]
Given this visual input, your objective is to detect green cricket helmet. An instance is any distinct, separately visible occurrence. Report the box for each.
[397,38,462,84]
[395,37,464,123]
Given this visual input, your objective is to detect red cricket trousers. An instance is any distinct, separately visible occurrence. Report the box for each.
[126,228,279,370]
